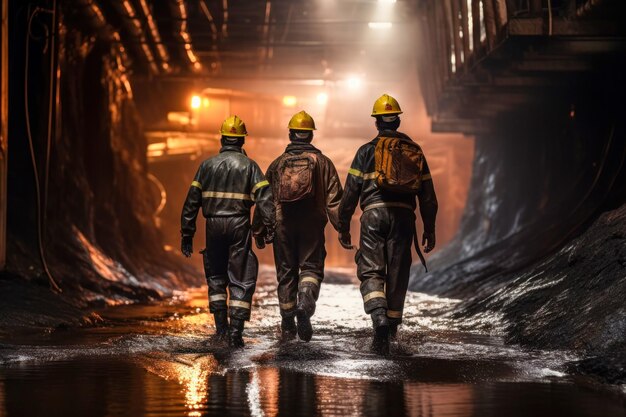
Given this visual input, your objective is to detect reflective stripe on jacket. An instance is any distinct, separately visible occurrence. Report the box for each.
[181,145,275,237]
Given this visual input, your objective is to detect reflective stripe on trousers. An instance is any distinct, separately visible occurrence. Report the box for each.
[229,300,251,310]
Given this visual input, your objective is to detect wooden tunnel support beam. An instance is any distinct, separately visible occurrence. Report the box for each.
[450,0,464,72]
[483,0,497,51]
[460,0,471,70]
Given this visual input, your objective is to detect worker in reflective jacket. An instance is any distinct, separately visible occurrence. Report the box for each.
[254,111,343,342]
[338,95,438,355]
[181,115,275,348]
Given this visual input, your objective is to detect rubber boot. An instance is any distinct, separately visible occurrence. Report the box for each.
[296,308,313,342]
[281,317,297,341]
[214,310,229,343]
[229,318,245,348]
[389,323,399,340]
[370,308,390,355]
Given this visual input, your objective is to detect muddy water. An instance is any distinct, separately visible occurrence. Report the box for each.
[0,268,624,417]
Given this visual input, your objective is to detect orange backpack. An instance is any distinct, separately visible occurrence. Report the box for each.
[374,136,425,194]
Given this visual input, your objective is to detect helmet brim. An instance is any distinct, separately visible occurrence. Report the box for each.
[371,110,403,117]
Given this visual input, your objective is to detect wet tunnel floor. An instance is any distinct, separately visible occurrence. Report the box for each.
[0,269,624,417]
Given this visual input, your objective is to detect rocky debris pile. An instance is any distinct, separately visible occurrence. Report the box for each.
[454,204,625,384]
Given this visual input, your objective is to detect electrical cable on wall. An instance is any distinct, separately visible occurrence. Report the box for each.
[24,3,61,293]
[147,172,167,218]
[44,0,58,234]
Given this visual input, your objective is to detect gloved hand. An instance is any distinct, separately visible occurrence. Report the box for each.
[422,231,436,253]
[181,236,193,257]
[264,229,275,245]
[254,235,266,250]
[338,231,354,250]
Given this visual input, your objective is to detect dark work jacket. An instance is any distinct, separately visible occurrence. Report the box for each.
[181,145,275,238]
[338,130,438,233]
[254,142,343,233]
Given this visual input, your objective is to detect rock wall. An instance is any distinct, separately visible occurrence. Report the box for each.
[456,203,626,383]
[3,2,199,313]
[411,80,626,298]
[409,60,626,381]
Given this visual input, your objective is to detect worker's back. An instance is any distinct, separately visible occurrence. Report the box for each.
[266,141,341,228]
[194,147,265,218]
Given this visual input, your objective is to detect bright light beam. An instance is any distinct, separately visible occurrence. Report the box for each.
[368,22,392,29]
[283,95,297,107]
[316,92,328,105]
[190,95,201,109]
[346,76,362,90]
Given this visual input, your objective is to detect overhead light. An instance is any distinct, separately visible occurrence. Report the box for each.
[283,95,297,107]
[168,111,190,124]
[190,95,201,109]
[346,76,362,90]
[316,92,328,105]
[148,142,167,152]
[202,98,210,107]
[368,22,392,29]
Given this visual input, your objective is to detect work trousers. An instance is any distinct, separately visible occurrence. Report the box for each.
[273,206,326,318]
[203,216,258,321]
[357,207,414,324]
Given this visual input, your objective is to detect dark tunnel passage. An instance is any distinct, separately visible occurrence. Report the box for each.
[0,0,626,414]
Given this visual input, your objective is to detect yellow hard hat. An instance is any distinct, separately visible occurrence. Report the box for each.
[220,115,248,137]
[288,110,316,131]
[371,94,403,117]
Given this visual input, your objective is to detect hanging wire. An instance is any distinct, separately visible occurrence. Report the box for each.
[24,3,61,293]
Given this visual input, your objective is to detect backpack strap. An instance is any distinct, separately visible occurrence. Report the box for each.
[412,222,428,273]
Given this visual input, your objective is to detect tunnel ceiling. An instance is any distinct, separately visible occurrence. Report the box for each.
[82,0,418,82]
[415,0,626,136]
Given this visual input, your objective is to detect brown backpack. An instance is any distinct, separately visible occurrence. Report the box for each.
[276,153,318,202]
[374,136,425,194]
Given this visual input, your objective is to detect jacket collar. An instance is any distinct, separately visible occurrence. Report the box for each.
[220,145,244,154]
[285,142,321,154]
[377,129,402,137]
[372,129,407,143]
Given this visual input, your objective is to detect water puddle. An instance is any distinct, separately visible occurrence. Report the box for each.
[0,273,624,416]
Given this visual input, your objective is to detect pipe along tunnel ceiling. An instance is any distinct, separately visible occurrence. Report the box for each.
[1,0,626,375]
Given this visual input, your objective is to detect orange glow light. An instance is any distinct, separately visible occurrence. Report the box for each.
[190,95,202,109]
[282,96,297,107]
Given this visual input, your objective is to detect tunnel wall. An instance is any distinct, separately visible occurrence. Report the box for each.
[410,59,626,366]
[3,2,198,308]
[411,73,626,296]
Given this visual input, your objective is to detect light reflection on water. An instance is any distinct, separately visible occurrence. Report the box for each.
[1,356,625,417]
[0,282,625,416]
[141,354,216,416]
